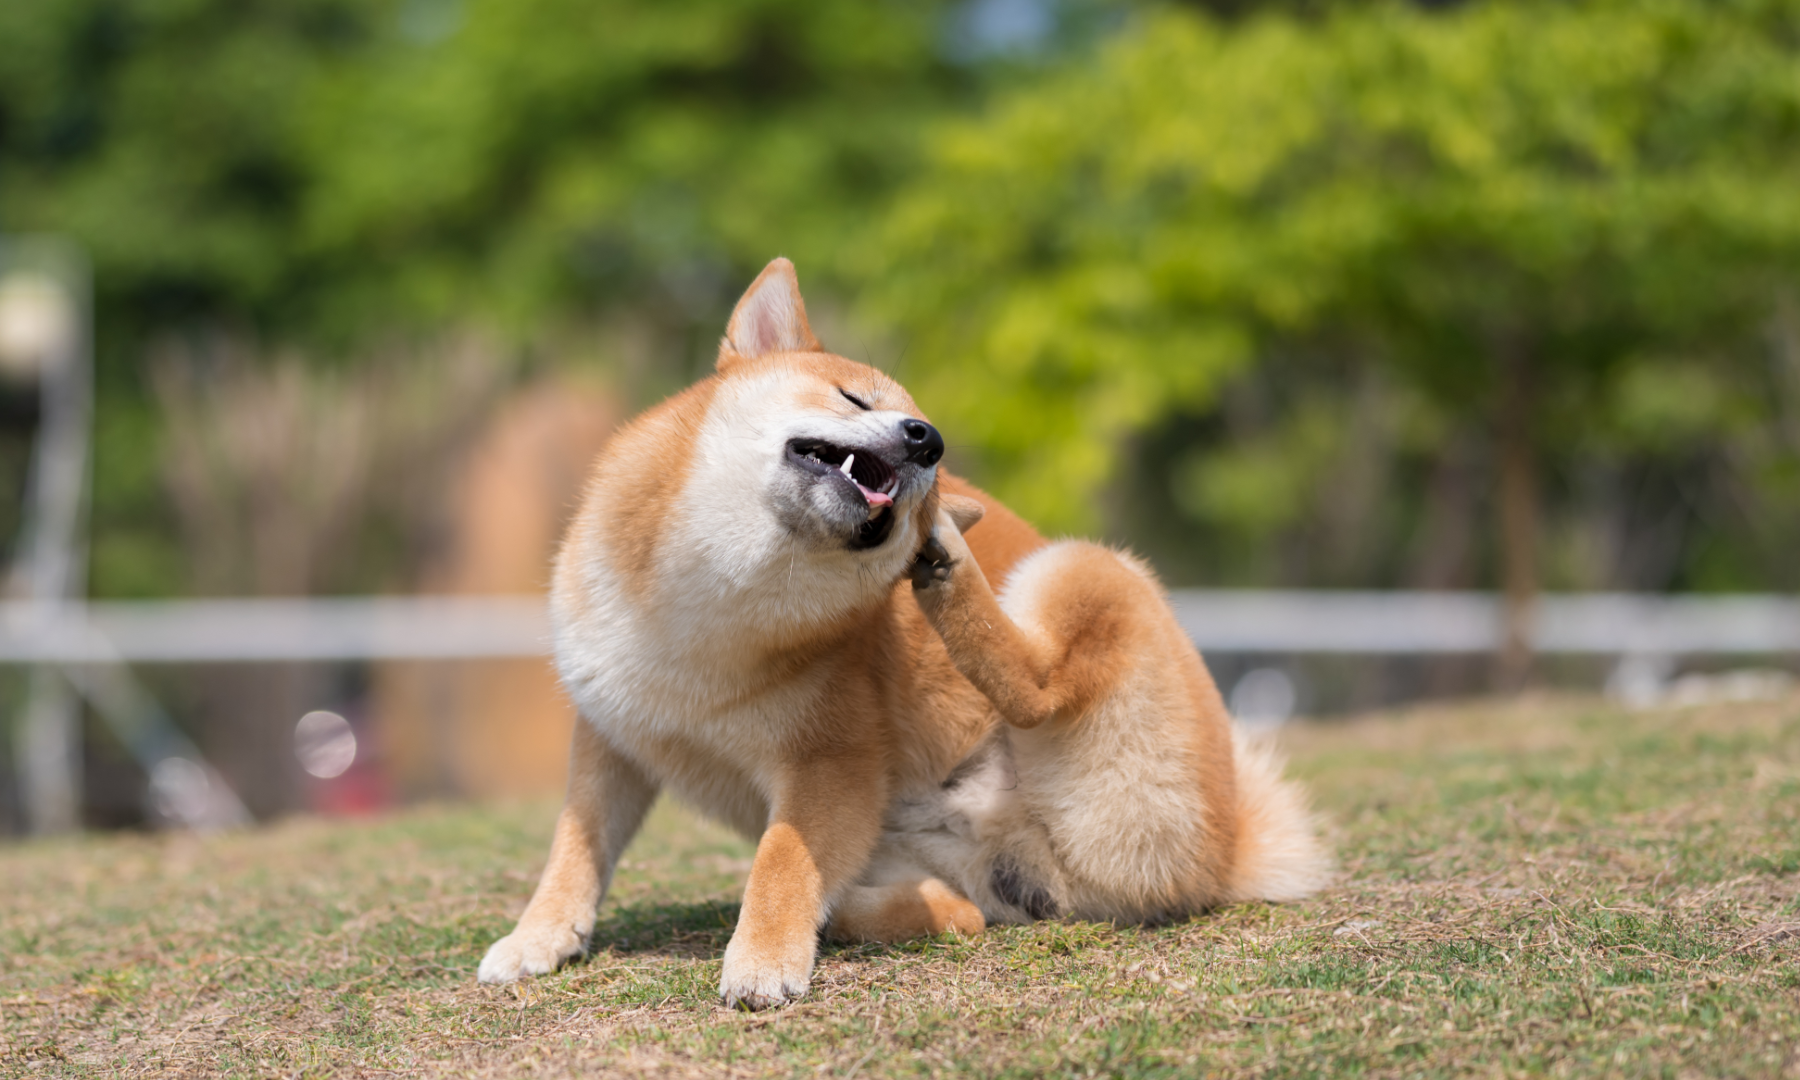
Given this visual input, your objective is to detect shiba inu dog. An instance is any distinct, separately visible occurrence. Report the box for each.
[478,258,1328,1009]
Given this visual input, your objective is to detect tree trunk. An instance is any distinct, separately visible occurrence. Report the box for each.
[1495,338,1538,692]
[1410,432,1479,591]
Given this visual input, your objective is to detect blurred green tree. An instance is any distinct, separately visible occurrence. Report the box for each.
[0,0,974,594]
[0,0,973,354]
[870,0,1800,682]
[295,0,977,354]
[0,0,376,344]
[0,0,385,594]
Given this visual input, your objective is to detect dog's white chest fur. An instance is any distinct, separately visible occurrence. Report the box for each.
[548,382,921,836]
[550,558,814,836]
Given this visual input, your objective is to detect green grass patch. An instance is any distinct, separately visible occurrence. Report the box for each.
[4,694,1798,1077]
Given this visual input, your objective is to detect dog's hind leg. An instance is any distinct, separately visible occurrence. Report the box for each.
[479,720,659,983]
[827,879,986,943]
[910,498,1128,733]
[909,499,1243,918]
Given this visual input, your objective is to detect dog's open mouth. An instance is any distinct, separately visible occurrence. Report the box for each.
[787,438,899,546]
[788,438,897,515]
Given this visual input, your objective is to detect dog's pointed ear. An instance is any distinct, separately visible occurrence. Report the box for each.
[720,258,821,370]
[942,493,986,534]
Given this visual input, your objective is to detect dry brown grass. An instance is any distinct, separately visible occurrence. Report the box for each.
[4,693,1799,1077]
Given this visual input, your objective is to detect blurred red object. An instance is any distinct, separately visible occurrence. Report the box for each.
[305,755,390,817]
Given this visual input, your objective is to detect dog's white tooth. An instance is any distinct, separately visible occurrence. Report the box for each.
[840,454,855,477]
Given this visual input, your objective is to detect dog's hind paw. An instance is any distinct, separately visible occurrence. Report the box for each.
[477,922,585,984]
[911,505,978,592]
[910,535,956,590]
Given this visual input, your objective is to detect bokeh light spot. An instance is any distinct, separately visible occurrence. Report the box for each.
[295,710,357,779]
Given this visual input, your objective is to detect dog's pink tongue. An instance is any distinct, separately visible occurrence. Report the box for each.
[860,484,893,514]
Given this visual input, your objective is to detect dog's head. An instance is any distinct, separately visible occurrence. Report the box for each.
[695,259,951,576]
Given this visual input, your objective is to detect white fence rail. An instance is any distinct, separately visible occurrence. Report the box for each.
[5,590,1793,834]
[1,596,552,664]
[1166,591,1800,656]
[3,591,1798,664]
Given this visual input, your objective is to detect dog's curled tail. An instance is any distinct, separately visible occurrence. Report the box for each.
[1224,728,1333,903]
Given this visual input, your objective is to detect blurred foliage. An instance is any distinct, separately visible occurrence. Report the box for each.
[0,0,981,594]
[872,0,1800,593]
[4,0,1800,598]
[0,0,974,347]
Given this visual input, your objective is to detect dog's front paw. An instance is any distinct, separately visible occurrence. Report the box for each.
[718,933,813,1011]
[478,921,585,984]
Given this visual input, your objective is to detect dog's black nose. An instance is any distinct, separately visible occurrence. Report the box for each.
[900,419,944,466]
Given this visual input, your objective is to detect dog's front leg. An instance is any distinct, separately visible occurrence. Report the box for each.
[478,720,658,983]
[720,757,886,1010]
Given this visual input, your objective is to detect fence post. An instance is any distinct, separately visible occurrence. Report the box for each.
[1,238,92,834]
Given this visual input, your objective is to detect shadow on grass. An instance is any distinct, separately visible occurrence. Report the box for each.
[586,898,740,959]
[579,896,970,967]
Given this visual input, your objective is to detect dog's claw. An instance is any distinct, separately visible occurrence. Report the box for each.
[724,990,786,1012]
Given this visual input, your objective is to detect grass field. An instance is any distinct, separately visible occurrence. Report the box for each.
[4,693,1799,1078]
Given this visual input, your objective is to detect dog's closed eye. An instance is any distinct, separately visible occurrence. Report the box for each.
[838,388,870,411]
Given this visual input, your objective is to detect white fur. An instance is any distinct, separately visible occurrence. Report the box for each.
[552,369,931,838]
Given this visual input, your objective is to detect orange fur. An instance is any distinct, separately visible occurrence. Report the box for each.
[829,878,986,942]
[479,258,1330,1008]
[592,377,720,599]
